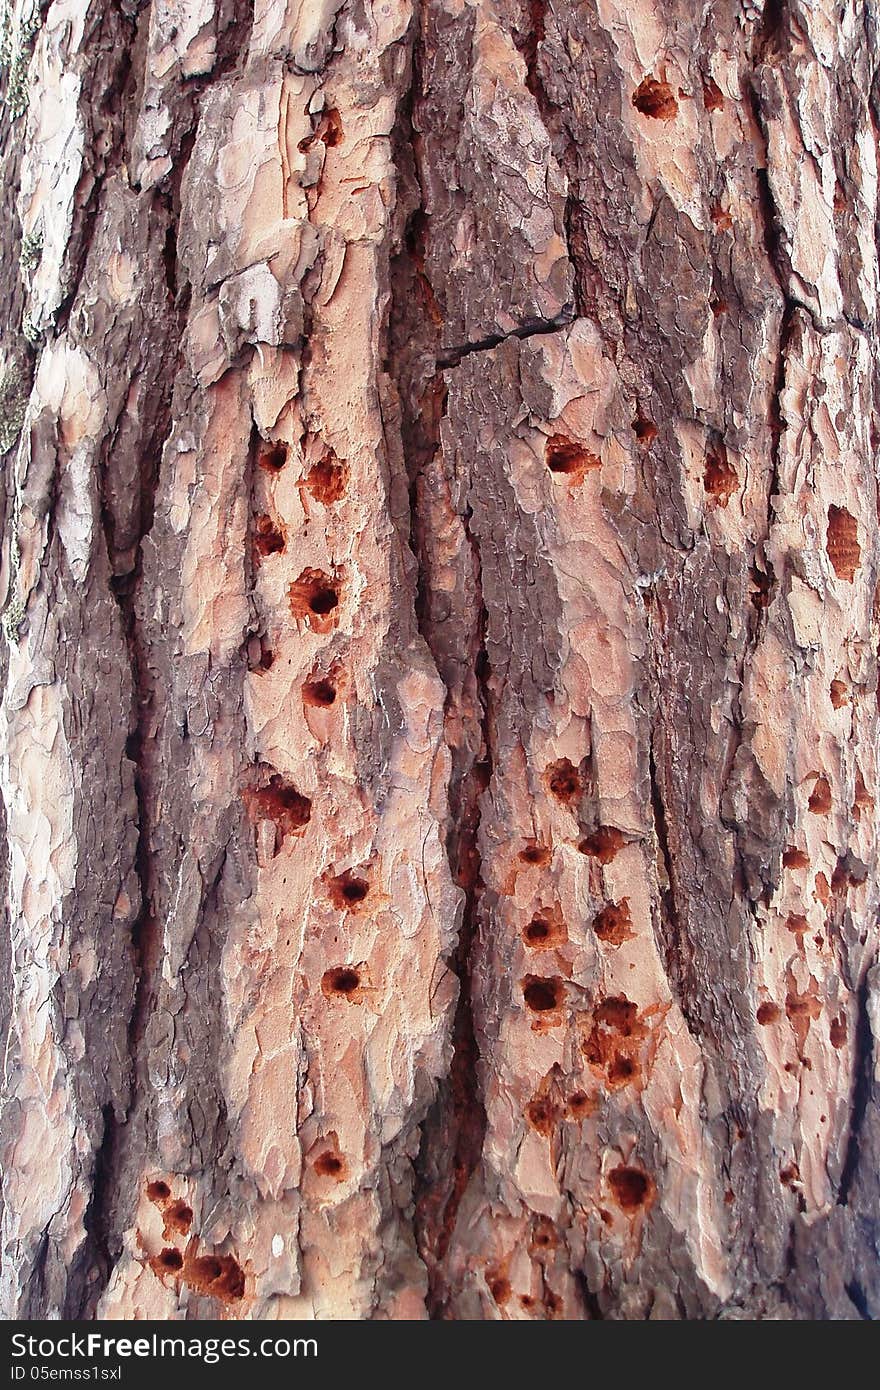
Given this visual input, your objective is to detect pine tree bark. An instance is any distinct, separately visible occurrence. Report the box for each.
[0,0,878,1321]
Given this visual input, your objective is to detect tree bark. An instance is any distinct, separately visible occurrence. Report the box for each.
[0,0,878,1320]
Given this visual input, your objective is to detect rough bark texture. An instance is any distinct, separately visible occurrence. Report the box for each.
[0,0,879,1321]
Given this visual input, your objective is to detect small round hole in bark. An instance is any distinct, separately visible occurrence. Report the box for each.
[578,826,626,863]
[524,917,550,944]
[757,1001,781,1025]
[310,588,338,615]
[547,758,581,803]
[303,676,337,707]
[243,774,311,850]
[607,1053,638,1087]
[829,1014,846,1048]
[163,1199,193,1235]
[321,966,361,998]
[519,842,550,866]
[304,449,349,504]
[314,1150,347,1180]
[521,975,563,1012]
[157,1247,183,1271]
[328,871,370,910]
[608,1165,654,1211]
[186,1253,245,1302]
[147,1180,171,1203]
[253,513,286,560]
[260,442,288,471]
[289,570,341,628]
[545,434,600,484]
[632,416,658,446]
[592,899,632,945]
[632,76,678,120]
[567,1090,595,1119]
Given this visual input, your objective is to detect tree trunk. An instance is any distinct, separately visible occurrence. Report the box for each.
[0,0,878,1321]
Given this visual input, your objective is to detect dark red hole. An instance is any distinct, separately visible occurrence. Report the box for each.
[522,976,563,1012]
[322,966,361,997]
[303,677,336,707]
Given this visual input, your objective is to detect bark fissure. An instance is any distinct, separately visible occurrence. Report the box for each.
[436,307,574,369]
[837,967,874,1206]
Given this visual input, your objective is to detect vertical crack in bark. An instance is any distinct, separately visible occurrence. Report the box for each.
[648,738,701,1040]
[837,967,874,1206]
[416,522,491,1317]
[385,9,490,1316]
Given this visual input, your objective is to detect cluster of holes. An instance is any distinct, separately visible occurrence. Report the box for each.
[327,870,370,910]
[546,758,581,804]
[592,899,633,946]
[145,1180,243,1303]
[243,774,312,852]
[578,826,626,863]
[544,434,600,484]
[321,965,363,1000]
[253,513,285,560]
[703,440,738,504]
[608,1165,654,1212]
[303,448,349,505]
[632,75,678,121]
[289,569,341,629]
[521,975,564,1013]
[583,995,646,1090]
[147,1181,194,1237]
[826,505,860,582]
